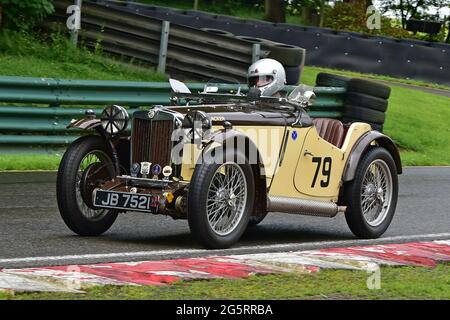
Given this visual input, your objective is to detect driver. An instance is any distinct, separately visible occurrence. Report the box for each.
[247,58,286,97]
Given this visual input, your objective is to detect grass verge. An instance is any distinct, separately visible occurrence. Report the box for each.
[0,154,62,171]
[1,264,449,300]
[0,30,166,82]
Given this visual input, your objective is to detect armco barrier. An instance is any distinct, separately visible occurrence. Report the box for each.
[0,76,345,153]
[101,0,450,85]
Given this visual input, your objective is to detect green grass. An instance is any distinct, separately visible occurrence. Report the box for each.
[2,264,449,300]
[384,87,450,166]
[301,66,450,91]
[0,154,62,171]
[0,30,166,81]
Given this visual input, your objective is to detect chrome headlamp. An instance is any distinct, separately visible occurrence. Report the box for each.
[101,105,129,136]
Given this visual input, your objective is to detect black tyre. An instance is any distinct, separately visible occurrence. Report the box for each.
[201,28,234,37]
[342,117,383,132]
[285,66,301,85]
[347,79,391,99]
[56,135,118,236]
[346,92,388,112]
[316,72,350,88]
[236,36,272,44]
[344,105,386,124]
[266,44,306,67]
[248,213,268,227]
[344,147,398,238]
[187,149,255,249]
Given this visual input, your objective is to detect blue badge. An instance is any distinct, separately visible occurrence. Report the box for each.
[292,130,298,141]
[152,164,162,175]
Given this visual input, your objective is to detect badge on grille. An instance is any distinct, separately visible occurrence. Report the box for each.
[131,163,141,177]
[152,164,162,179]
[163,166,173,180]
[148,110,156,119]
[141,162,151,176]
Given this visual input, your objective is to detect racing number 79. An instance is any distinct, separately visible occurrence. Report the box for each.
[311,157,332,188]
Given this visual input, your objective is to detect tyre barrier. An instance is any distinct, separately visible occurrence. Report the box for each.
[316,73,350,88]
[316,73,391,132]
[105,0,450,86]
[50,0,306,84]
[201,28,235,37]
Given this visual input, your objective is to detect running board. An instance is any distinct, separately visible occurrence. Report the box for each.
[267,196,346,217]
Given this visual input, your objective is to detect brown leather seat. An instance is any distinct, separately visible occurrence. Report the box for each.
[313,118,345,148]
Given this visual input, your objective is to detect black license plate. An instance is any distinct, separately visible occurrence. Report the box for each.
[93,190,159,213]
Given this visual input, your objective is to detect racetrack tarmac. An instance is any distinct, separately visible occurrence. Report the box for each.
[0,167,449,268]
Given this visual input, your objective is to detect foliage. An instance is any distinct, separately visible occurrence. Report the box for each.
[378,0,449,24]
[323,1,368,32]
[0,0,54,30]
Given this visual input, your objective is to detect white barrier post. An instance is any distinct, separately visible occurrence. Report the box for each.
[67,0,82,46]
[252,43,261,63]
[158,21,171,73]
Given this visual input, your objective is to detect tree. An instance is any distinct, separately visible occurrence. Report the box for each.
[0,0,54,30]
[265,0,286,23]
[378,0,450,28]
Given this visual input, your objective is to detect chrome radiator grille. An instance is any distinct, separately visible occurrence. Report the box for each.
[131,118,174,168]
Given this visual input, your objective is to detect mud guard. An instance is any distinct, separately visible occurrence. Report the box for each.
[343,130,402,182]
[202,129,268,217]
[67,118,102,130]
[67,117,126,175]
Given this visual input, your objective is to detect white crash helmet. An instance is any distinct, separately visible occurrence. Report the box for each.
[247,58,286,97]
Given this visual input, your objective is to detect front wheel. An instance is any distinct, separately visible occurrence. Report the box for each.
[188,151,255,249]
[56,135,118,236]
[344,147,398,238]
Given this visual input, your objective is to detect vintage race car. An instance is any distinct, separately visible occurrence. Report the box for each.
[57,80,401,249]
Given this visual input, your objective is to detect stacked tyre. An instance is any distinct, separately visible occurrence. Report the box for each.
[315,73,391,132]
[264,43,305,85]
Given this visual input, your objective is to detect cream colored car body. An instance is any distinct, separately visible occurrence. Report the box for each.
[180,122,372,203]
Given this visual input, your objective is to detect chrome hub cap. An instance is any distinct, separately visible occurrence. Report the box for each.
[360,159,393,227]
[207,163,247,236]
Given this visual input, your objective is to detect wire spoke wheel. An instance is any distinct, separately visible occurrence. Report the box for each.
[57,135,119,236]
[206,162,248,237]
[360,159,393,227]
[75,150,112,221]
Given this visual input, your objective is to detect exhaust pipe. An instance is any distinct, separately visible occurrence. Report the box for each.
[267,196,346,218]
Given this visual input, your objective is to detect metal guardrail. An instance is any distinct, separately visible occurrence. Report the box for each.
[0,76,345,153]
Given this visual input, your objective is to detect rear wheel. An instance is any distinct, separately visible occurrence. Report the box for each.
[57,135,118,236]
[188,150,255,249]
[344,147,398,238]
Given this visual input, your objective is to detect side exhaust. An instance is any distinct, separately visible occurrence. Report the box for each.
[267,196,346,218]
